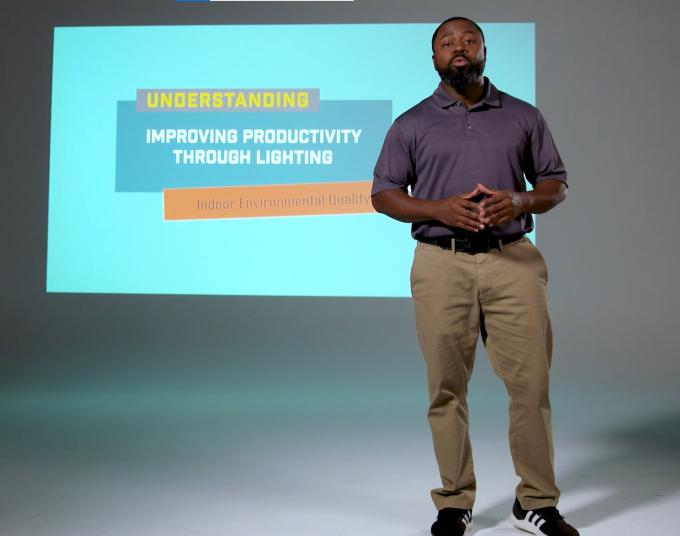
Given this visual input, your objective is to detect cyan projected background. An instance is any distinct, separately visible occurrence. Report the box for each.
[47,23,535,297]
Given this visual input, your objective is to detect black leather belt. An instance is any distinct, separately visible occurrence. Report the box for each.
[418,233,524,253]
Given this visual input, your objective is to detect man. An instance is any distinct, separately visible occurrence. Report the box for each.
[371,17,578,536]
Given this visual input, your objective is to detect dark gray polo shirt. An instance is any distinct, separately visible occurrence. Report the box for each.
[372,77,567,239]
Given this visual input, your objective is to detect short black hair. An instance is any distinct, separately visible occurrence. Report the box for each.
[431,17,485,52]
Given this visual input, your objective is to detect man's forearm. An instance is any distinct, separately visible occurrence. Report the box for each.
[371,189,437,223]
[519,179,567,214]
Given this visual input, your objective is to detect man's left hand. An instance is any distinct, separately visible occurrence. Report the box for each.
[476,183,527,227]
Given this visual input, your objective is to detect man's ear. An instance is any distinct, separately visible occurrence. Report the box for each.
[431,54,437,70]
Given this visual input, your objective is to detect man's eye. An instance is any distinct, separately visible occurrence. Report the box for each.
[442,42,451,47]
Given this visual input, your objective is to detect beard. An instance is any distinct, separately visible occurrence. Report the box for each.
[436,56,485,92]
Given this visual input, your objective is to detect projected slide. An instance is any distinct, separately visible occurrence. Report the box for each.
[48,23,535,296]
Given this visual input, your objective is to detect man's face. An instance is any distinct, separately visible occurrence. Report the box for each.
[432,19,486,91]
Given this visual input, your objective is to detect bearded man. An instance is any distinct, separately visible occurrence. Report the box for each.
[371,16,579,536]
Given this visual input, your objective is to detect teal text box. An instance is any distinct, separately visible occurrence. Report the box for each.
[115,100,392,192]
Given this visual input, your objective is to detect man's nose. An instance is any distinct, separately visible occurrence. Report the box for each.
[453,41,466,53]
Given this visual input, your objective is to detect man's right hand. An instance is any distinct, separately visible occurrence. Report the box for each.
[371,186,485,229]
[430,186,486,232]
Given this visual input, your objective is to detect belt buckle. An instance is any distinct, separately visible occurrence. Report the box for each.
[455,234,492,254]
[453,237,470,252]
[454,236,487,254]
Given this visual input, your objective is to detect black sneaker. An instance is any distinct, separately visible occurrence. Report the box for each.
[431,507,472,536]
[510,498,579,535]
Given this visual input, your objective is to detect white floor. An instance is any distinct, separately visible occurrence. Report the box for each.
[1,384,678,536]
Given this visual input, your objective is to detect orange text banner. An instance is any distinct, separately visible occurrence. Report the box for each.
[164,181,375,220]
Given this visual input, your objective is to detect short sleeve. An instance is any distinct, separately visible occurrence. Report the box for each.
[371,120,415,196]
[524,108,568,188]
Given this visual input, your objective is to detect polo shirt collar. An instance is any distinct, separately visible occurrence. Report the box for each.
[432,76,501,108]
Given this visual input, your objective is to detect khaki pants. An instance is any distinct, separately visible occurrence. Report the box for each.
[410,236,560,511]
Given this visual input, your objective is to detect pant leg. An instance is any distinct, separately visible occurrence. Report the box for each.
[477,237,560,509]
[410,242,481,510]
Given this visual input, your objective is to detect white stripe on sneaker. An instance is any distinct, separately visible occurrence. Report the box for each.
[463,510,472,534]
[511,510,544,535]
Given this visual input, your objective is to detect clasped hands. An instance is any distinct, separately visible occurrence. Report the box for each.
[432,183,526,233]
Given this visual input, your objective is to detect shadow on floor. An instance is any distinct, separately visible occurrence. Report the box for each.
[471,409,680,531]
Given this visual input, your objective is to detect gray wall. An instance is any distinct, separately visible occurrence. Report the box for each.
[1,0,678,394]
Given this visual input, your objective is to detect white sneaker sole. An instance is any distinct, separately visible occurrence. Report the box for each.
[510,513,546,534]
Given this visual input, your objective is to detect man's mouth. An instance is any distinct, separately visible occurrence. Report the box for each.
[452,56,469,66]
